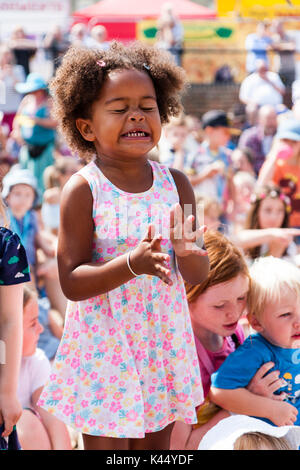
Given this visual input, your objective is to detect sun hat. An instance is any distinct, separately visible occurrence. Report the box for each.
[15,73,48,95]
[276,118,300,142]
[201,110,241,135]
[198,414,300,450]
[2,168,38,203]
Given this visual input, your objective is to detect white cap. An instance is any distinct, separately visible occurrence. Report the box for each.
[198,415,300,450]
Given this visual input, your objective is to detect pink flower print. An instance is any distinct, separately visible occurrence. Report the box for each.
[111,354,122,366]
[88,418,96,427]
[148,386,155,394]
[134,323,142,331]
[163,294,172,306]
[63,405,73,417]
[163,180,172,191]
[134,394,141,402]
[81,400,89,408]
[71,358,80,369]
[126,410,138,422]
[74,310,79,321]
[102,183,111,192]
[113,392,123,401]
[163,359,169,367]
[114,302,121,309]
[109,327,116,336]
[107,247,116,255]
[109,422,117,430]
[49,373,57,381]
[67,378,74,386]
[183,376,190,384]
[72,331,79,339]
[177,393,188,403]
[91,325,99,333]
[80,369,87,381]
[153,191,160,199]
[163,340,172,351]
[174,301,182,313]
[110,401,121,413]
[97,341,108,353]
[95,389,107,401]
[75,416,85,428]
[125,236,138,247]
[109,376,118,383]
[104,200,112,207]
[90,372,98,381]
[84,353,92,361]
[52,389,63,401]
[176,348,186,360]
[144,403,152,412]
[60,344,70,356]
[134,302,144,314]
[154,404,162,411]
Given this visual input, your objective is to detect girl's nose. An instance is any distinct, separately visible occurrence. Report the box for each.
[129,111,145,122]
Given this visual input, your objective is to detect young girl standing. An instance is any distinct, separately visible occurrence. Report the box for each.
[38,42,209,450]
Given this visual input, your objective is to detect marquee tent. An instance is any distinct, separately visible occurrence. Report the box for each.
[73,0,216,22]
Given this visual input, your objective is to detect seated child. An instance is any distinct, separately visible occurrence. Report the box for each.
[198,414,300,450]
[16,285,72,450]
[37,295,62,361]
[210,256,300,427]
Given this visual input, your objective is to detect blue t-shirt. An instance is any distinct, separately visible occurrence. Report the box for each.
[245,34,273,73]
[211,333,300,425]
[0,227,30,285]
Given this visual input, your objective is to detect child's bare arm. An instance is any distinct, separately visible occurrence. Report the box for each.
[169,168,209,285]
[209,387,298,426]
[58,175,173,301]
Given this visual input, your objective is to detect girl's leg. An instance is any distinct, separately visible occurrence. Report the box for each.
[130,422,175,451]
[82,434,129,450]
[17,409,52,450]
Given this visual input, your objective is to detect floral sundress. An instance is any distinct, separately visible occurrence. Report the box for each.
[38,160,203,438]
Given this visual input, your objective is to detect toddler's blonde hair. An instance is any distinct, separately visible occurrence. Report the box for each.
[248,256,300,322]
[234,432,292,450]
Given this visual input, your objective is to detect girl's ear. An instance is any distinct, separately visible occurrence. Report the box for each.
[247,312,264,333]
[76,118,95,142]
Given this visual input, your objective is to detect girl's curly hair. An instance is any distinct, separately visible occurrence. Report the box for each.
[50,41,188,161]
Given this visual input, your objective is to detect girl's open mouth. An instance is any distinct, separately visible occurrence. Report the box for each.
[121,130,150,138]
[223,321,238,330]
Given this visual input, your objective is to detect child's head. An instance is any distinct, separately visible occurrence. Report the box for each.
[231,147,255,174]
[275,119,300,160]
[201,110,234,148]
[43,156,80,190]
[186,231,250,338]
[195,194,221,230]
[248,256,300,348]
[50,42,187,161]
[164,114,188,151]
[233,432,292,450]
[22,285,43,357]
[2,169,38,217]
[245,184,290,231]
[233,171,256,210]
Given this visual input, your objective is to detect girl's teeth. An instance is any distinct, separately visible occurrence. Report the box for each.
[127,132,146,137]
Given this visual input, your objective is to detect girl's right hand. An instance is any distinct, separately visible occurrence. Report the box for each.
[0,394,23,437]
[129,224,173,286]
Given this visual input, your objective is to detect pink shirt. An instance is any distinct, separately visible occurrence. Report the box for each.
[195,324,245,398]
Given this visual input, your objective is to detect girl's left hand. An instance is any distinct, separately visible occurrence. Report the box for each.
[170,203,207,258]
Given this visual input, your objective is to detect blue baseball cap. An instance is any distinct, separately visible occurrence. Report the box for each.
[15,73,48,94]
[276,119,300,141]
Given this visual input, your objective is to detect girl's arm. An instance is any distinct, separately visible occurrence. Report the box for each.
[58,175,173,301]
[169,168,209,285]
[32,387,72,450]
[257,141,281,186]
[209,387,298,427]
[0,284,23,437]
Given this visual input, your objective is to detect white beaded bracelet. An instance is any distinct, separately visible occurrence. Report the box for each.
[126,251,139,277]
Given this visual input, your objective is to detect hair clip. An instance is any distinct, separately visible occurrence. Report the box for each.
[96,60,106,67]
[143,63,150,71]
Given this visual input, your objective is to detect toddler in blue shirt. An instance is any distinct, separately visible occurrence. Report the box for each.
[210,256,300,427]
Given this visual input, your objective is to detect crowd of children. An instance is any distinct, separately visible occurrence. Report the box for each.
[2,34,300,451]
